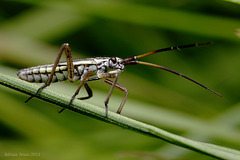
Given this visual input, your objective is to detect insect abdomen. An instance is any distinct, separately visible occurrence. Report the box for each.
[17,64,68,83]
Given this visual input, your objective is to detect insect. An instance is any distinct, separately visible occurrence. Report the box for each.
[17,42,221,116]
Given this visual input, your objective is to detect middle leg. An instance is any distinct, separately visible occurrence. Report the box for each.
[58,71,92,113]
[77,78,100,100]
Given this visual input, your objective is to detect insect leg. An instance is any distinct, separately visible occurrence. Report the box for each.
[104,74,119,117]
[104,79,128,115]
[77,77,100,100]
[58,71,92,113]
[77,83,92,100]
[25,43,75,103]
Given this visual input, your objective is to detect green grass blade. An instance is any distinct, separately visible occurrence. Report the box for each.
[225,0,240,4]
[1,73,240,159]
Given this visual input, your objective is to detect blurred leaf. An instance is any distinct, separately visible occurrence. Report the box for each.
[1,1,240,159]
[225,0,240,4]
[1,73,240,159]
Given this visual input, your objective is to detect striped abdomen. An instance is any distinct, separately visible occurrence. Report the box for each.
[17,64,68,83]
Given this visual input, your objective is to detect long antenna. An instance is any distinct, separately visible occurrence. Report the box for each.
[137,61,222,97]
[135,42,212,59]
[122,42,221,97]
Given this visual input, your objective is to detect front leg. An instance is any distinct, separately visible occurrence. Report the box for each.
[97,71,120,116]
[104,74,119,117]
[104,79,128,115]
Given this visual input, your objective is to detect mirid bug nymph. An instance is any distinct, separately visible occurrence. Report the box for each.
[17,42,221,116]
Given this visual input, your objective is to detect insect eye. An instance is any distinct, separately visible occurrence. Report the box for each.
[110,57,117,64]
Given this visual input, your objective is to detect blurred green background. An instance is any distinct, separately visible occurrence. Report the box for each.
[0,0,240,160]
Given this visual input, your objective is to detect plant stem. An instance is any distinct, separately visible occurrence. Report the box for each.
[1,73,240,160]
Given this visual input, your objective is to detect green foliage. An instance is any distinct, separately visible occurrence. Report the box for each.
[0,0,240,160]
[1,73,240,159]
[225,0,240,4]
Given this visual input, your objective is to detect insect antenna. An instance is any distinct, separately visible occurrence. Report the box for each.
[122,42,221,97]
[137,61,222,97]
[135,41,212,59]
